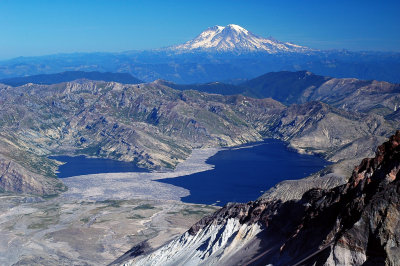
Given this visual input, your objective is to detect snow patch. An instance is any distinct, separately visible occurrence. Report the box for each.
[325,245,366,265]
[123,218,262,266]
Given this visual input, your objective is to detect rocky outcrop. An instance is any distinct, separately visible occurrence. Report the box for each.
[0,154,64,195]
[262,101,395,161]
[120,131,400,265]
[0,133,65,195]
[119,218,262,266]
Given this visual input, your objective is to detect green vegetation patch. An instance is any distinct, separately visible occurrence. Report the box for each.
[133,203,155,210]
[180,208,208,216]
[80,217,89,223]
[27,217,57,230]
[77,143,103,156]
[98,199,124,208]
[127,214,146,219]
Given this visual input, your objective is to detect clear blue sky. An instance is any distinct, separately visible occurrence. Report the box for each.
[0,0,399,59]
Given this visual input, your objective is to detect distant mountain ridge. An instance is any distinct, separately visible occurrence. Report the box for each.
[0,71,142,86]
[240,71,400,117]
[3,70,399,120]
[0,24,399,84]
[154,79,244,95]
[240,70,331,101]
[169,24,312,54]
[155,70,400,119]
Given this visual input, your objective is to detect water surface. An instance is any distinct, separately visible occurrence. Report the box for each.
[51,155,148,178]
[53,139,328,206]
[159,139,327,206]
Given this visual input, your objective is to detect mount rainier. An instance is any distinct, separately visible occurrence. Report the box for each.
[0,24,399,83]
[169,24,313,53]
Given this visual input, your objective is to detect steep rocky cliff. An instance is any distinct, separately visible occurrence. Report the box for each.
[119,131,400,265]
[0,134,65,195]
[0,154,63,195]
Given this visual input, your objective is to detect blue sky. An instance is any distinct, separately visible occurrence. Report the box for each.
[0,0,399,59]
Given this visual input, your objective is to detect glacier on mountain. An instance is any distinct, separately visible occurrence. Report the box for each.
[170,24,313,54]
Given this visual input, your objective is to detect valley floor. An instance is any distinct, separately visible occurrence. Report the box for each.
[0,195,218,265]
[0,145,373,265]
[0,148,220,266]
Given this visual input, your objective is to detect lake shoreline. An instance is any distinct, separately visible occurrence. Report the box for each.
[159,139,328,206]
[58,139,328,206]
[59,147,220,201]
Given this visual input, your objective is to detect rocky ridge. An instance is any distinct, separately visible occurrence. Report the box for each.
[241,71,400,117]
[159,70,400,121]
[0,71,142,87]
[0,79,395,195]
[120,130,400,266]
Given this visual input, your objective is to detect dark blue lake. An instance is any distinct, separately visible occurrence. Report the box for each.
[50,155,149,178]
[52,139,328,206]
[158,139,328,206]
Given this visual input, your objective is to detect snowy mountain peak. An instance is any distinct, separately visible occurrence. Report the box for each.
[170,24,312,54]
[225,24,248,33]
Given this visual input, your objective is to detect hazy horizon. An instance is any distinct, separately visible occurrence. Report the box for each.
[0,0,399,59]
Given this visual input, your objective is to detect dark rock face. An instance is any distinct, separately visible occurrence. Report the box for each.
[252,131,400,265]
[128,131,400,265]
[266,131,400,265]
